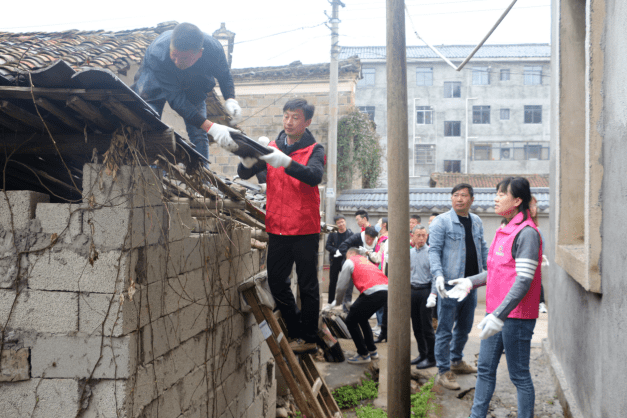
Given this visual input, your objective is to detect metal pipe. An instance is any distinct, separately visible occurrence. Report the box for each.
[465,96,477,174]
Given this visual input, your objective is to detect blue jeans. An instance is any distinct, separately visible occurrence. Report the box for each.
[435,288,477,374]
[470,317,536,418]
[148,100,210,160]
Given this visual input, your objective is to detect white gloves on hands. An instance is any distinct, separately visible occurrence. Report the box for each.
[225,98,242,123]
[541,254,550,267]
[447,278,473,302]
[426,293,437,308]
[260,148,292,168]
[322,300,336,312]
[477,314,504,340]
[435,276,448,298]
[259,183,267,194]
[208,123,240,151]
[257,136,270,147]
[334,250,342,258]
[239,156,257,169]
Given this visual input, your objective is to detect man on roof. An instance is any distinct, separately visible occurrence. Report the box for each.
[132,22,241,160]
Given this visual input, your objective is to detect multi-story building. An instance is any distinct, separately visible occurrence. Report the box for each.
[339,44,551,187]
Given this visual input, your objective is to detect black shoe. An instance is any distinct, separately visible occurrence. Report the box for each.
[373,334,387,344]
[416,358,436,369]
[411,355,426,365]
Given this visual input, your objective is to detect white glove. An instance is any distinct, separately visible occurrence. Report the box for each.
[239,156,258,168]
[358,246,369,256]
[334,250,342,258]
[259,183,267,194]
[435,276,448,298]
[322,300,336,312]
[259,148,292,168]
[477,314,504,340]
[208,123,240,151]
[257,136,270,147]
[426,293,437,308]
[541,254,550,267]
[225,98,242,123]
[447,278,473,302]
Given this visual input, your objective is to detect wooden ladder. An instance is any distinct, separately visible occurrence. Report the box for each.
[239,279,342,418]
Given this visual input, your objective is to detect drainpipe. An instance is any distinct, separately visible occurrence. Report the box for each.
[465,96,477,173]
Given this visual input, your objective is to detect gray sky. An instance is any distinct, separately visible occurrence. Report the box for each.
[1,0,551,69]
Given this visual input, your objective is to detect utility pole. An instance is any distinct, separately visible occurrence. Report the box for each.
[386,0,411,416]
[325,0,344,229]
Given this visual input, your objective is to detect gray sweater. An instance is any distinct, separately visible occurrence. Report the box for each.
[410,244,436,294]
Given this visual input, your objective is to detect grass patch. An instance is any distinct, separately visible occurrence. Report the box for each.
[350,376,438,417]
[332,373,379,409]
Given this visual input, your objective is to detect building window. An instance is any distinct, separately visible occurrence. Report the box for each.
[444,160,461,173]
[500,69,510,81]
[524,144,542,160]
[416,106,433,124]
[500,108,510,120]
[360,68,376,86]
[415,144,436,164]
[524,105,542,123]
[443,81,461,98]
[472,106,491,124]
[358,106,375,121]
[416,67,433,86]
[473,144,492,160]
[444,121,461,136]
[524,66,542,85]
[472,67,490,85]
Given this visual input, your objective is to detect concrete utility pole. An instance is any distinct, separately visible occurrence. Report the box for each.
[325,0,344,228]
[386,0,411,416]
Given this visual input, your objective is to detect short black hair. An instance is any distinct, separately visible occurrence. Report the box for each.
[364,226,378,238]
[410,214,421,223]
[283,98,315,121]
[430,212,439,217]
[381,217,388,229]
[333,215,345,223]
[451,183,474,198]
[355,210,369,220]
[171,23,204,52]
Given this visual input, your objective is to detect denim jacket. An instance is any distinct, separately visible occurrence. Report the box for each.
[428,208,489,283]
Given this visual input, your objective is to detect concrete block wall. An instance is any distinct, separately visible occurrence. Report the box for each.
[0,165,276,418]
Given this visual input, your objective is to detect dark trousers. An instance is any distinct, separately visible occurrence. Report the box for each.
[267,233,320,343]
[411,287,436,361]
[345,290,388,356]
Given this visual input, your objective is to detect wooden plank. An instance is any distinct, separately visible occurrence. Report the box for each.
[35,97,84,131]
[66,95,116,131]
[302,354,342,414]
[156,155,220,199]
[0,100,59,132]
[0,112,24,131]
[312,378,322,398]
[231,208,266,230]
[0,86,135,102]
[9,160,80,193]
[169,197,246,210]
[102,97,147,129]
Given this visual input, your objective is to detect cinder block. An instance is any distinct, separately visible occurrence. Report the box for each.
[82,380,128,418]
[133,364,158,416]
[141,314,181,363]
[167,234,216,277]
[31,333,137,379]
[29,248,132,293]
[79,291,140,336]
[229,228,251,258]
[0,348,29,382]
[36,203,82,243]
[0,190,49,231]
[0,378,79,418]
[0,289,78,333]
[82,163,163,209]
[179,366,208,410]
[179,301,208,342]
[153,334,205,394]
[132,244,167,285]
[163,269,204,316]
[83,205,165,251]
[165,202,193,242]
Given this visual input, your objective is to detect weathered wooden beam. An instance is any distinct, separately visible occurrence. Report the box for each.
[0,112,25,132]
[0,86,136,102]
[251,228,269,242]
[156,155,220,200]
[9,160,80,193]
[35,97,84,132]
[169,197,246,210]
[66,96,116,131]
[0,100,60,132]
[102,97,147,129]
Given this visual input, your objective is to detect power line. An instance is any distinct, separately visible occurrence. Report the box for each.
[234,22,327,45]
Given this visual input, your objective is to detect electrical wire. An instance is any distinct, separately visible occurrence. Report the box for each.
[234,22,327,45]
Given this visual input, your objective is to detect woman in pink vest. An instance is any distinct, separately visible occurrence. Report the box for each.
[447,177,542,418]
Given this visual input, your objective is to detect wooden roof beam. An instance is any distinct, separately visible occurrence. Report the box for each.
[0,100,60,132]
[35,97,85,132]
[102,97,147,129]
[66,95,116,131]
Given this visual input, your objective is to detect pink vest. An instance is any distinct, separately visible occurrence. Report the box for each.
[349,255,388,293]
[374,235,388,271]
[486,211,542,319]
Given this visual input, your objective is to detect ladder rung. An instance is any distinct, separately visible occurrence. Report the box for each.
[312,378,322,398]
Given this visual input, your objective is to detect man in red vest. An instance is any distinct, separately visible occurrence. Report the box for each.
[237,98,325,354]
[331,247,389,364]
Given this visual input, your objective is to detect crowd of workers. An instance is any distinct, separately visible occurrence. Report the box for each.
[135,22,546,418]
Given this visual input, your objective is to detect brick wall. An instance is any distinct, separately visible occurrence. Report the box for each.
[0,164,275,418]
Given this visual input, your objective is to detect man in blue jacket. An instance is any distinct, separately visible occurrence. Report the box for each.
[133,22,241,159]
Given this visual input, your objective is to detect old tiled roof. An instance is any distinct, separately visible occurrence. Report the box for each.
[338,44,551,61]
[336,187,550,212]
[430,173,549,188]
[231,56,361,81]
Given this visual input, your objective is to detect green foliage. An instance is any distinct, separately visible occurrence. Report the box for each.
[332,377,379,409]
[354,404,389,418]
[409,376,438,417]
[337,108,383,190]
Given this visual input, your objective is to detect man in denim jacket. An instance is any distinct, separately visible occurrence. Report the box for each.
[428,183,489,390]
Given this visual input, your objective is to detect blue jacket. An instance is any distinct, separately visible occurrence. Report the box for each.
[132,30,235,128]
[428,208,489,284]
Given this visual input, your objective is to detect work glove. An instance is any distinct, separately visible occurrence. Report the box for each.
[257,136,270,147]
[334,250,342,258]
[541,254,550,267]
[322,300,336,312]
[477,314,504,340]
[259,183,267,194]
[225,98,242,123]
[447,278,473,302]
[239,156,257,169]
[207,123,240,151]
[259,148,292,169]
[426,293,437,308]
[435,276,448,298]
[358,246,370,256]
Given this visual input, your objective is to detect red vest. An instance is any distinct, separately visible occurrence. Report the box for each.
[486,211,542,319]
[265,141,321,235]
[349,255,388,293]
